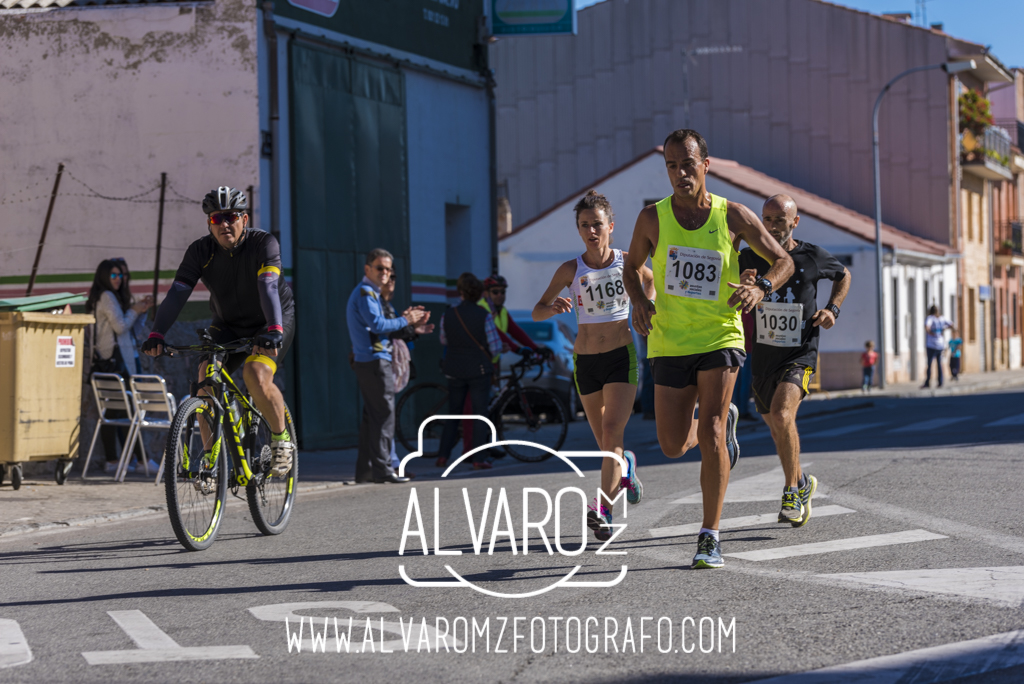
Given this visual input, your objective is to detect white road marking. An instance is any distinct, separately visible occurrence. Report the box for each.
[749,628,1024,683]
[82,610,257,664]
[821,566,1024,608]
[724,529,947,561]
[648,505,856,538]
[0,619,32,669]
[672,464,827,504]
[801,422,886,439]
[888,416,974,433]
[984,413,1024,427]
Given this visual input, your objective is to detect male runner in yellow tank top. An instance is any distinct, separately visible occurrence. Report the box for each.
[623,129,794,568]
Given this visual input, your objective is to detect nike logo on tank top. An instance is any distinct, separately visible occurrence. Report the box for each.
[649,194,744,357]
[570,249,630,325]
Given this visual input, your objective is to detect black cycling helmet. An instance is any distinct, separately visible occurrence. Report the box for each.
[202,186,249,215]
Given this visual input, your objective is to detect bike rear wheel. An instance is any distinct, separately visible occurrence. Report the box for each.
[164,397,228,551]
[396,382,450,456]
[496,386,568,462]
[246,404,298,535]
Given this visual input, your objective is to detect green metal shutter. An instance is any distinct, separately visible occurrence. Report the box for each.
[290,41,409,448]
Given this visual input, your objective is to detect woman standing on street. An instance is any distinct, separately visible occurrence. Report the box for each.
[85,258,154,473]
[533,190,655,541]
[435,273,504,471]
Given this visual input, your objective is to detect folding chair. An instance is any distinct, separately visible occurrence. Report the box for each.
[116,375,178,484]
[81,373,136,479]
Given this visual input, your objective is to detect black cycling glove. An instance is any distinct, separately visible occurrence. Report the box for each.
[254,329,284,350]
[141,333,164,355]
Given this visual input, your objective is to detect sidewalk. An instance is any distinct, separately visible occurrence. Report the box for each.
[806,367,1024,401]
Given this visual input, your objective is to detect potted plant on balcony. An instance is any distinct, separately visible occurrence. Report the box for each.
[997,239,1014,256]
[960,90,995,163]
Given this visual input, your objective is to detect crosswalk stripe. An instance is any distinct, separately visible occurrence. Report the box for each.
[984,413,1024,427]
[888,416,974,433]
[0,619,32,669]
[749,628,1024,683]
[820,566,1024,607]
[723,529,947,561]
[648,505,856,538]
[672,464,827,504]
[801,422,886,439]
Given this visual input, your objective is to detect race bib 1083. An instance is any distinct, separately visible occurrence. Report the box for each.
[664,245,722,301]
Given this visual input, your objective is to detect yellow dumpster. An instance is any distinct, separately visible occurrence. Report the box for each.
[0,312,94,489]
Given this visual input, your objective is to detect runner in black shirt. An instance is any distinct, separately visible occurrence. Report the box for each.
[738,194,850,528]
[142,187,295,476]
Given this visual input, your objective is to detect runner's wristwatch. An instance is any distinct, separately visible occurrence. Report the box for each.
[826,303,841,318]
[753,276,773,297]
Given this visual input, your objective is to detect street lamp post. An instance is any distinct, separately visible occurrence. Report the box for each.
[871,60,975,389]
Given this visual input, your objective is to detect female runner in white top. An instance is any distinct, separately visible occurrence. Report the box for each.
[533,190,655,541]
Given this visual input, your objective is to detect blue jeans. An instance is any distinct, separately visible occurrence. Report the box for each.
[923,348,944,387]
[862,366,873,389]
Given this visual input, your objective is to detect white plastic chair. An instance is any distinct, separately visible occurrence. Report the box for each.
[116,375,178,484]
[81,373,137,479]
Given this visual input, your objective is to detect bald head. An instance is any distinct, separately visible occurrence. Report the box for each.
[761,194,800,249]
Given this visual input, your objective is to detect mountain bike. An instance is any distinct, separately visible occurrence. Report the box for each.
[396,348,568,462]
[161,333,298,551]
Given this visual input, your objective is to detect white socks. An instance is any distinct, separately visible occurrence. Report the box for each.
[699,527,719,541]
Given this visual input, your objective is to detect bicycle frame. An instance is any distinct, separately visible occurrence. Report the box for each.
[180,345,268,488]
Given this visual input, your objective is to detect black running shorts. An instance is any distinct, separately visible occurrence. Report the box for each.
[573,343,638,396]
[649,348,746,389]
[752,364,814,414]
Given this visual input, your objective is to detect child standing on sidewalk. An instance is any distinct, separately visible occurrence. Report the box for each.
[949,331,963,382]
[861,341,879,392]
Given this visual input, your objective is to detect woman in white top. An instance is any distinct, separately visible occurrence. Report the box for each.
[533,190,655,541]
[85,259,152,472]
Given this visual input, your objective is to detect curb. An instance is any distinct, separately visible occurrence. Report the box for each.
[0,480,352,540]
[807,377,1024,401]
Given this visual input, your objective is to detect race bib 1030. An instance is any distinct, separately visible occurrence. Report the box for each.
[755,301,803,347]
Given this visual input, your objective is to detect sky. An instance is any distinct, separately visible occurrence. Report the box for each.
[574,0,1024,69]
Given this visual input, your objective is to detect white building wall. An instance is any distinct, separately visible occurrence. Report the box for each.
[405,70,491,303]
[0,0,259,300]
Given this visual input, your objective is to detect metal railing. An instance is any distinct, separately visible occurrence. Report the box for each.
[993,119,1024,148]
[999,221,1023,256]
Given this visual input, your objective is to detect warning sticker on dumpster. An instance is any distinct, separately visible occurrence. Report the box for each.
[55,336,75,367]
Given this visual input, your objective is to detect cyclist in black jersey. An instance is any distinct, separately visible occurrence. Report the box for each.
[142,187,296,476]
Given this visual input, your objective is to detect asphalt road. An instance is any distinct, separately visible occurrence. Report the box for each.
[2,390,1023,683]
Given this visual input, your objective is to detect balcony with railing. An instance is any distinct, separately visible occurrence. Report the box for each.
[993,118,1024,148]
[962,124,1014,181]
[995,220,1024,268]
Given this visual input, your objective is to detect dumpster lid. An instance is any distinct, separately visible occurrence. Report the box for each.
[0,292,87,312]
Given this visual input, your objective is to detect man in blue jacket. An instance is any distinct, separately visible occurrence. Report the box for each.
[347,248,429,483]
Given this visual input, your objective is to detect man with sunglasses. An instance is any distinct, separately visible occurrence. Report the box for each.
[142,186,296,477]
[347,248,429,483]
[480,274,541,358]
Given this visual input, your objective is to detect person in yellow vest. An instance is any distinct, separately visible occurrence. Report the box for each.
[623,129,794,569]
[480,275,541,360]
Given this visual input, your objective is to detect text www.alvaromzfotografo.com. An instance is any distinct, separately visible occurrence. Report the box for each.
[285,615,736,654]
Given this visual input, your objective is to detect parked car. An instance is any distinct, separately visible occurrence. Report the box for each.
[501,310,581,419]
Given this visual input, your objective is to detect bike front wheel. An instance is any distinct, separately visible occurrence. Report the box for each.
[396,382,450,456]
[246,404,298,536]
[164,397,228,551]
[495,387,568,462]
